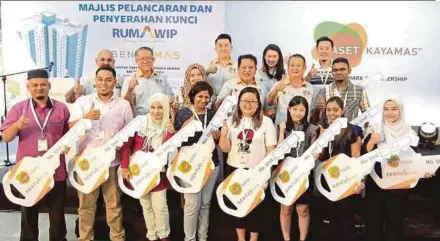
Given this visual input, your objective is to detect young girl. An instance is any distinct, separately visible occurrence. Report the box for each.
[219,87,278,241]
[121,93,173,241]
[277,96,318,241]
[363,98,431,241]
[316,96,363,241]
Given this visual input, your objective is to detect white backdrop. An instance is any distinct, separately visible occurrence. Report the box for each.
[225,1,440,126]
[2,1,440,126]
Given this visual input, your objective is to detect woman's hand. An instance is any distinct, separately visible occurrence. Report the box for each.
[121,168,132,180]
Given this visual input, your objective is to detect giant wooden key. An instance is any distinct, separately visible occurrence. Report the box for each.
[117,120,202,198]
[3,119,92,207]
[167,96,235,193]
[371,149,440,190]
[315,134,419,202]
[69,115,146,194]
[216,131,305,218]
[270,118,348,206]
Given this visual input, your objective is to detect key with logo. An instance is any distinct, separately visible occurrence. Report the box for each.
[3,119,92,207]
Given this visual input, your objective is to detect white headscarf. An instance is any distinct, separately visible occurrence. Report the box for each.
[139,93,170,150]
[378,98,413,145]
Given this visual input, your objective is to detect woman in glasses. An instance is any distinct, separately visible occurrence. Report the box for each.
[219,87,277,241]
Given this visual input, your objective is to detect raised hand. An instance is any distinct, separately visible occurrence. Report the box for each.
[84,103,101,120]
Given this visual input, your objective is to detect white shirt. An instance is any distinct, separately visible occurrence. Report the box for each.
[120,72,173,116]
[217,77,266,106]
[69,93,133,167]
[226,116,277,169]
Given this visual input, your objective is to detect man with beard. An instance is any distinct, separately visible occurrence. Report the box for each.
[316,57,370,123]
[0,69,70,241]
[69,65,132,241]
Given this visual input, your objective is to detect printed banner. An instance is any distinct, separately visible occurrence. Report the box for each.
[224,1,440,126]
[1,1,225,108]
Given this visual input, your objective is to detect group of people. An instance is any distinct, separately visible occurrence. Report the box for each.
[0,33,429,241]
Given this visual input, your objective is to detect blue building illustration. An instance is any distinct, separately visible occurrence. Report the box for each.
[17,11,88,78]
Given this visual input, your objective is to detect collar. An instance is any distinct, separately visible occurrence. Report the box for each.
[236,76,260,86]
[93,92,116,104]
[332,80,352,91]
[283,75,307,87]
[137,69,156,78]
[213,57,234,66]
[317,58,333,69]
[31,97,53,109]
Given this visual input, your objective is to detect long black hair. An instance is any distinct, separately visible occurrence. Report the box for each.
[325,96,354,150]
[286,96,310,131]
[262,44,285,81]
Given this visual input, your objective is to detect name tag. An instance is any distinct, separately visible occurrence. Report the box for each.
[38,138,48,152]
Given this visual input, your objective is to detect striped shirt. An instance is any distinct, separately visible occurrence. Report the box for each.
[269,76,318,125]
[318,81,370,122]
[309,59,335,86]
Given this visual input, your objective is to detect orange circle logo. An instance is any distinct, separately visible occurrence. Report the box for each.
[129,164,141,177]
[312,21,368,68]
[229,182,242,195]
[178,161,192,174]
[16,171,30,184]
[78,159,90,171]
[328,165,341,179]
[279,170,291,184]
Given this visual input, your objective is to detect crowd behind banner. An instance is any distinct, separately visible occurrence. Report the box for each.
[1,33,437,241]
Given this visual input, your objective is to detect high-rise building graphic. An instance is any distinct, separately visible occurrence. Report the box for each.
[17,11,88,78]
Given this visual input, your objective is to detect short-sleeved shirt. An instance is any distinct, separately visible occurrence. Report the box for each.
[318,81,370,122]
[173,107,219,166]
[69,93,133,167]
[309,59,335,86]
[121,70,173,116]
[0,98,70,181]
[80,73,124,98]
[206,58,237,97]
[226,116,277,169]
[268,76,317,125]
[217,77,266,106]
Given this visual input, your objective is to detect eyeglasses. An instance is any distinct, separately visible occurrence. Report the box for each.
[138,57,155,62]
[240,100,259,106]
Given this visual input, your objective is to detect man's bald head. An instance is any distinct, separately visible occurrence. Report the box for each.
[95,49,115,68]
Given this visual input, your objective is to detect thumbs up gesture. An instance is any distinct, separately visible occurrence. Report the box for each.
[85,103,101,120]
[207,61,217,74]
[370,129,382,145]
[14,109,30,130]
[310,63,318,77]
[128,75,138,90]
[73,79,84,95]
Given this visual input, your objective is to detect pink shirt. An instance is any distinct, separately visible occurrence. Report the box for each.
[0,99,70,181]
[69,93,133,167]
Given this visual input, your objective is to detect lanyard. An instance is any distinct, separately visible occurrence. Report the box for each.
[191,106,207,129]
[318,60,332,85]
[29,99,53,137]
[320,68,331,85]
